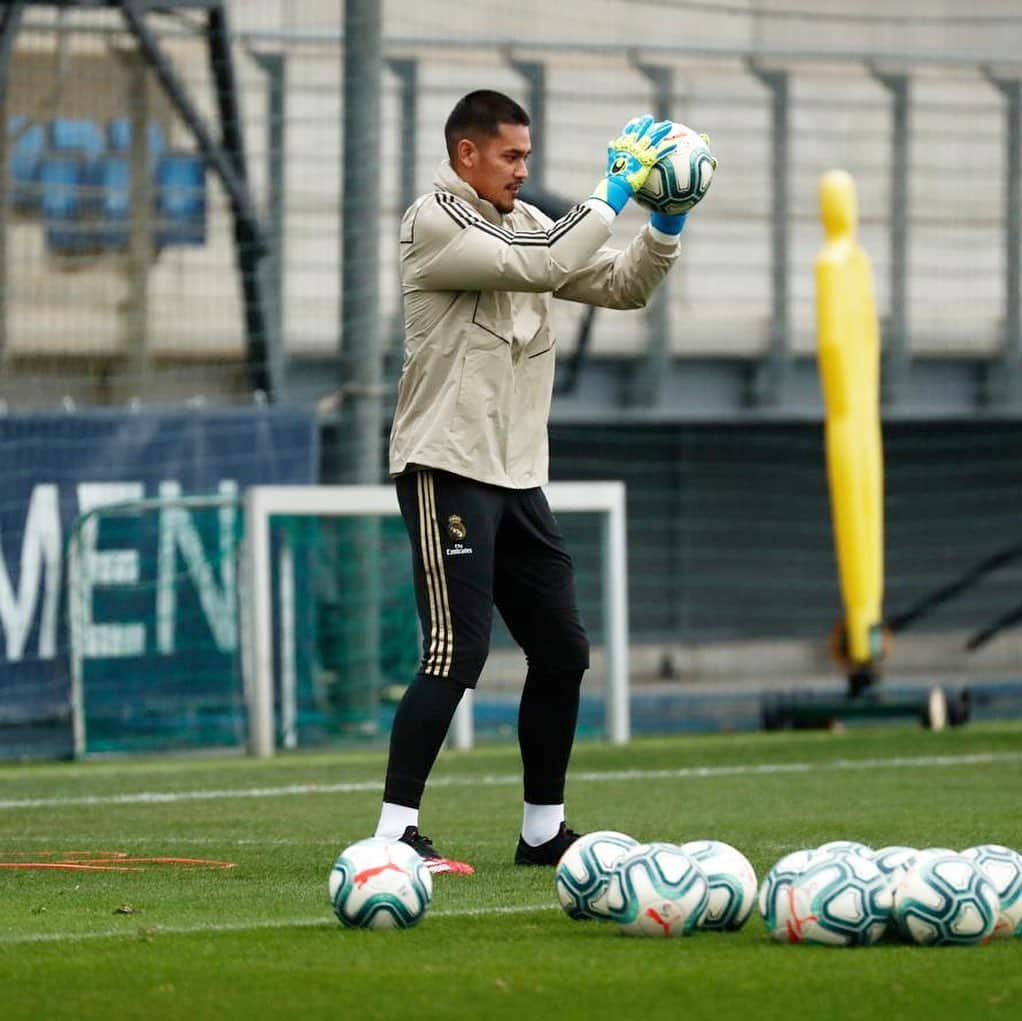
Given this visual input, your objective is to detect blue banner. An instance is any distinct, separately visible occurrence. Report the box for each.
[0,407,318,758]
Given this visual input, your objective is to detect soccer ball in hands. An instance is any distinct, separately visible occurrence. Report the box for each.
[634,122,716,216]
[680,839,758,930]
[556,830,639,921]
[604,842,709,937]
[893,852,999,945]
[789,852,893,946]
[961,844,1022,938]
[329,837,432,930]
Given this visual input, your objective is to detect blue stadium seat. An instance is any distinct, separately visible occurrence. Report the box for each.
[44,120,104,248]
[155,152,206,246]
[106,117,166,167]
[39,154,89,252]
[8,116,45,211]
[93,121,168,250]
[48,118,104,164]
[92,154,131,249]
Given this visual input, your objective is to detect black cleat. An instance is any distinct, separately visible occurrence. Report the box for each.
[514,822,583,866]
[398,825,474,875]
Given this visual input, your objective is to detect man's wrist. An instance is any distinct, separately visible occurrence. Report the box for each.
[591,176,633,215]
[650,211,687,236]
[584,197,617,225]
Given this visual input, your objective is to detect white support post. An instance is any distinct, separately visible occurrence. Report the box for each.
[67,531,87,760]
[451,688,474,750]
[279,535,297,750]
[604,485,630,744]
[244,488,275,758]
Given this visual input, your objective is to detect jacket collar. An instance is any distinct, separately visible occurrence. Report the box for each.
[433,160,507,226]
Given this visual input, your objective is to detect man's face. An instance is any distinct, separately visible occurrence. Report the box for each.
[455,123,531,214]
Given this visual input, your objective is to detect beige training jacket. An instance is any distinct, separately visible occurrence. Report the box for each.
[388,160,681,488]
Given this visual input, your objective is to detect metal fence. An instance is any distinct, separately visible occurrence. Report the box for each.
[1,2,1020,420]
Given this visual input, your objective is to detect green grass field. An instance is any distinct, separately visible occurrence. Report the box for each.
[2,722,1021,1020]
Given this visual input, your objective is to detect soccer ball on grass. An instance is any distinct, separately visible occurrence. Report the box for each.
[961,844,1022,938]
[789,852,893,946]
[759,848,817,942]
[893,852,999,946]
[604,842,709,937]
[872,845,919,883]
[556,830,639,921]
[816,840,875,859]
[329,837,432,930]
[679,839,758,931]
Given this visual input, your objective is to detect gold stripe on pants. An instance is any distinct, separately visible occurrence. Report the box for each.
[416,470,453,676]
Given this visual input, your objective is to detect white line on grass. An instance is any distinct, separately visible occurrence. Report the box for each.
[0,750,1018,811]
[0,902,559,946]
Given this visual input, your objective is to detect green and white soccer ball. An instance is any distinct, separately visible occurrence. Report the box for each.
[759,848,816,942]
[872,846,920,930]
[604,842,709,937]
[634,122,716,216]
[961,844,1022,939]
[680,839,757,931]
[893,852,999,946]
[329,837,432,930]
[816,840,875,859]
[790,852,893,946]
[916,847,959,861]
[872,845,919,883]
[555,830,639,921]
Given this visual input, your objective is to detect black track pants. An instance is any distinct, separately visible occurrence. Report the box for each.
[383,469,590,809]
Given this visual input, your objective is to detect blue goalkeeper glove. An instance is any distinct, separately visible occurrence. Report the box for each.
[649,133,715,235]
[591,114,677,215]
[650,212,687,235]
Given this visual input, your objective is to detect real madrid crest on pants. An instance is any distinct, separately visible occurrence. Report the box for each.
[445,514,472,556]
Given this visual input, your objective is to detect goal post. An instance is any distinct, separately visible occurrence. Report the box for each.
[242,481,631,758]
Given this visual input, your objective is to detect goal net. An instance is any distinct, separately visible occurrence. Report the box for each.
[66,491,245,757]
[66,482,629,757]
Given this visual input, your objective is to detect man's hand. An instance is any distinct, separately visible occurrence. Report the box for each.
[649,134,717,236]
[591,114,676,215]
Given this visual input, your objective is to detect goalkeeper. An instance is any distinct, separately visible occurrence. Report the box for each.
[377,89,698,873]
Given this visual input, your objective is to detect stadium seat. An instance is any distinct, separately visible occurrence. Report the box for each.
[8,116,45,211]
[92,154,131,249]
[93,121,168,250]
[106,117,167,167]
[44,120,104,250]
[155,152,206,246]
[39,154,89,252]
[47,118,104,164]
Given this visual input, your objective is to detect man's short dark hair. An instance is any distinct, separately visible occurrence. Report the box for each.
[444,90,530,160]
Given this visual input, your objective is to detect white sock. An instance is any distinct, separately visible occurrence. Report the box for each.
[374,802,419,839]
[521,802,565,846]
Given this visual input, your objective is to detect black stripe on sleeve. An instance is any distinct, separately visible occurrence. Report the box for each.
[433,192,591,248]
